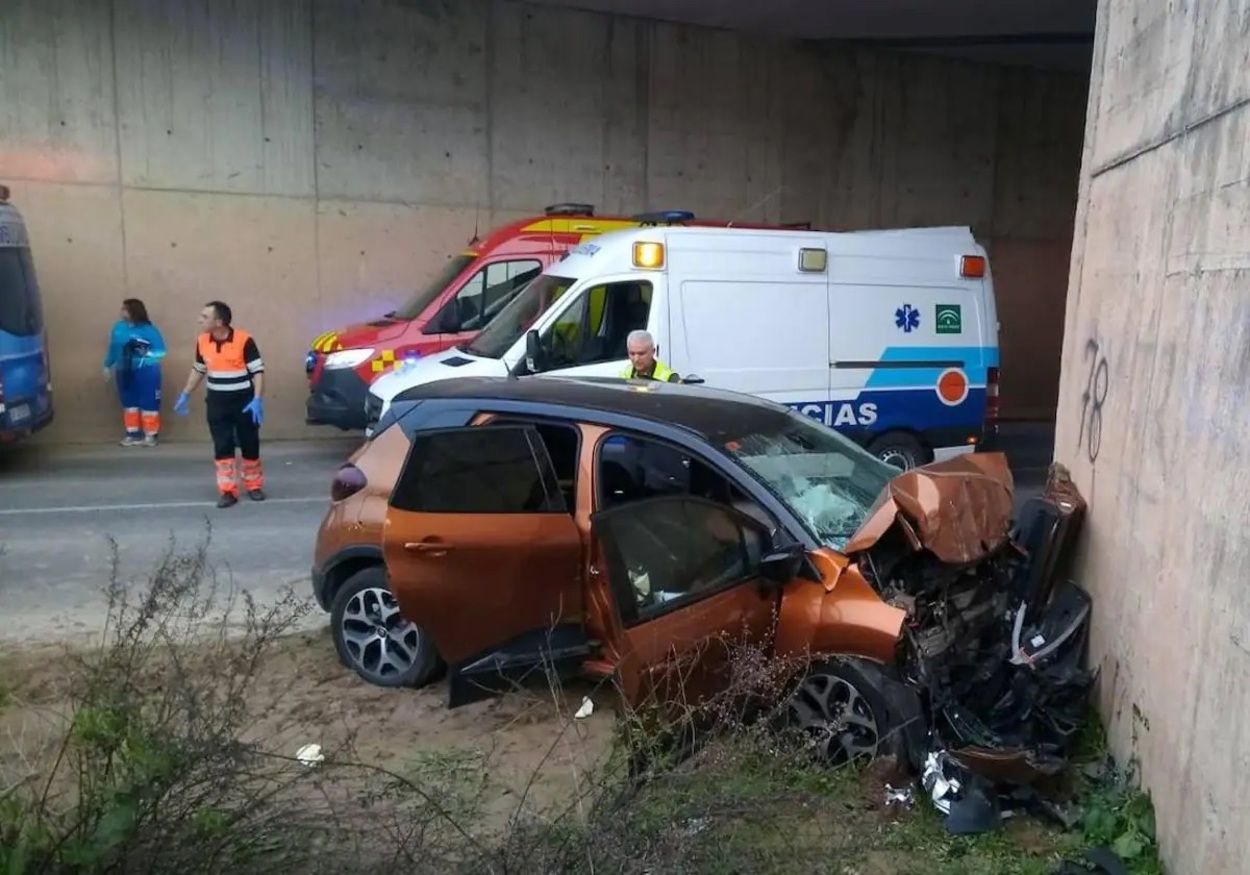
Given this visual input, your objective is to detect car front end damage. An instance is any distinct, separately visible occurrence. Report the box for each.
[797,455,1093,831]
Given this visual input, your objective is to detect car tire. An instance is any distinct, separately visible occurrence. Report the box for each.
[868,431,929,471]
[330,566,441,688]
[783,658,900,766]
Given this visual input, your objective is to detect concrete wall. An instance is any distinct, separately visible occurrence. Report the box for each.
[0,0,1085,443]
[1055,0,1250,871]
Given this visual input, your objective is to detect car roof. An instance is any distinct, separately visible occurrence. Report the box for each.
[395,376,795,441]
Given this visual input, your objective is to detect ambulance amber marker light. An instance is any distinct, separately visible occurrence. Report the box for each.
[960,255,986,278]
[798,248,827,272]
[633,242,665,269]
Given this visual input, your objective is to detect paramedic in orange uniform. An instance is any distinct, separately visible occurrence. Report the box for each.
[174,301,266,508]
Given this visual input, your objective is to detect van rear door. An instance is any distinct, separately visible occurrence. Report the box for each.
[667,231,829,404]
[827,230,992,450]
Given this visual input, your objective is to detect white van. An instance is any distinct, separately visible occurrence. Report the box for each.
[367,225,1000,468]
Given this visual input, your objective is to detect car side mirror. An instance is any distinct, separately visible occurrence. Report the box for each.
[758,542,805,583]
[681,374,706,385]
[525,329,544,373]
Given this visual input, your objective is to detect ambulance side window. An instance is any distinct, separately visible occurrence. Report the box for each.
[542,281,652,370]
[427,259,541,335]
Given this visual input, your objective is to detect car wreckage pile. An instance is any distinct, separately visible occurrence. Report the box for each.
[847,459,1093,834]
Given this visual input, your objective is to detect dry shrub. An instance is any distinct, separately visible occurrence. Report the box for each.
[0,542,872,875]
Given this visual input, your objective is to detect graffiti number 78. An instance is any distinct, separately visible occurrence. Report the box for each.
[1078,339,1109,463]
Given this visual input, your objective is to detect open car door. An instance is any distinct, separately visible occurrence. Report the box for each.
[592,495,796,718]
[384,425,586,706]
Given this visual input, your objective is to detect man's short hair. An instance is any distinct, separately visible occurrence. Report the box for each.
[205,300,232,326]
[626,329,654,348]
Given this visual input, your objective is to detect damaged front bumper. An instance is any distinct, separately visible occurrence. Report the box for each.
[849,460,1093,832]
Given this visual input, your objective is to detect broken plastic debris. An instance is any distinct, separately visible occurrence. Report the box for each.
[1010,582,1092,666]
[296,743,325,767]
[944,781,1002,835]
[922,751,961,815]
[884,783,914,808]
[681,816,711,837]
[574,697,594,719]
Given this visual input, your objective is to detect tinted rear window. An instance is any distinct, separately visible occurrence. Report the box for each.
[392,427,560,513]
[0,248,43,336]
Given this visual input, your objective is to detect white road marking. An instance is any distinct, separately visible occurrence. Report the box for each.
[0,497,326,516]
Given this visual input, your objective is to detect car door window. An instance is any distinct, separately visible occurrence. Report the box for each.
[484,419,580,511]
[596,497,765,625]
[542,281,652,370]
[392,425,564,513]
[426,259,542,335]
[596,433,776,533]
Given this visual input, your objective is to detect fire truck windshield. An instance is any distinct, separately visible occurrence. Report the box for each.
[464,274,575,359]
[393,254,476,321]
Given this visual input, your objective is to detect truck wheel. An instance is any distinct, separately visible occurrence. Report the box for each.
[868,431,928,471]
[330,566,441,688]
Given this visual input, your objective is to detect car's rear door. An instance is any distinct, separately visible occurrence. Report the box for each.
[383,425,586,705]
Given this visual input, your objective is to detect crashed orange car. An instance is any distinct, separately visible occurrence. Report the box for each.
[318,376,1091,792]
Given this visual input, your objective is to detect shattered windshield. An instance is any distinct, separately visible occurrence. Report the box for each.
[723,413,896,550]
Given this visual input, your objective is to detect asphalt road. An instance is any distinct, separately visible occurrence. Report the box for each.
[0,424,1053,646]
[0,437,360,644]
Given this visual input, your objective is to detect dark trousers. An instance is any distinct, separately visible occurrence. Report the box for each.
[207,391,263,496]
[207,392,260,461]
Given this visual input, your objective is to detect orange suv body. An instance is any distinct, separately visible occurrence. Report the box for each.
[314,377,1011,707]
[313,376,1092,805]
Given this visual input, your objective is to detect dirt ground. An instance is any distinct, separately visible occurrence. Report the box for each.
[0,629,1144,874]
[0,607,1157,875]
[0,625,618,824]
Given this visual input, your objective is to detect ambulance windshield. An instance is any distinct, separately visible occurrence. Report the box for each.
[724,414,895,550]
[464,274,575,359]
[393,254,476,321]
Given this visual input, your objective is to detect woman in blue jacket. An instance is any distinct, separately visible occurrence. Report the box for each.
[104,298,167,446]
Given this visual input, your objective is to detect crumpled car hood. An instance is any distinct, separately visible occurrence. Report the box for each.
[844,453,1014,565]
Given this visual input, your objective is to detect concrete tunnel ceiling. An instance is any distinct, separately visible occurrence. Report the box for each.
[524,0,1097,70]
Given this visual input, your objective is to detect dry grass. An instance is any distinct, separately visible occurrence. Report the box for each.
[0,536,1147,874]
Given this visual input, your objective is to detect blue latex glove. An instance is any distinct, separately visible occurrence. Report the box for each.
[243,397,264,426]
[174,392,190,416]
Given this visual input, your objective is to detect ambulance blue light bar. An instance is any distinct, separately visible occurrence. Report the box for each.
[632,210,696,226]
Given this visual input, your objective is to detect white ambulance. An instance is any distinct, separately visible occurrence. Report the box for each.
[366,225,1000,469]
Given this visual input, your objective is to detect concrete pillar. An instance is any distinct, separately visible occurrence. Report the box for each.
[1055,0,1250,870]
